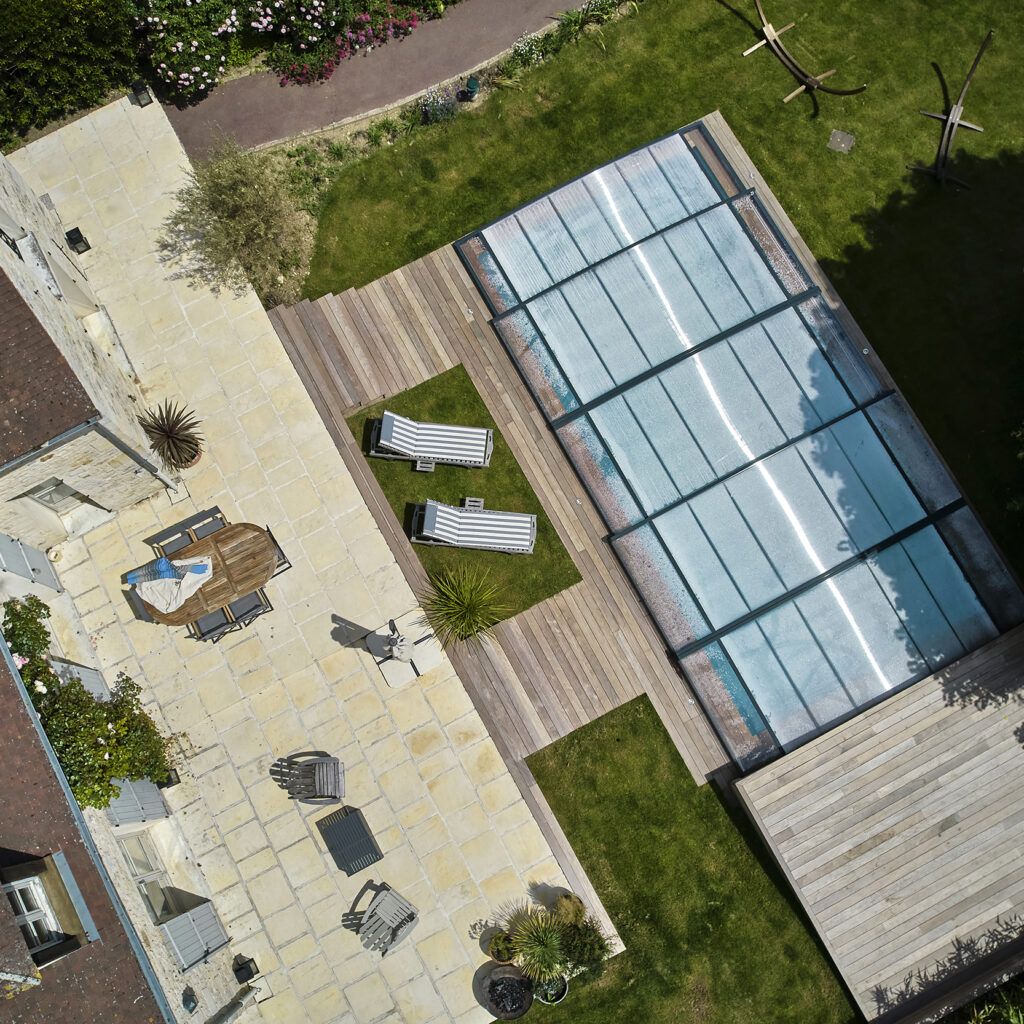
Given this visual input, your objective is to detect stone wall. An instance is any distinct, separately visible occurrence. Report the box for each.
[0,430,161,550]
[0,155,163,465]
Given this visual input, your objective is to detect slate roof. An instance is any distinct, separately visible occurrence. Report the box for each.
[0,269,97,467]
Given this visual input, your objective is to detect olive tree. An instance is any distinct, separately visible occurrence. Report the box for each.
[162,141,313,307]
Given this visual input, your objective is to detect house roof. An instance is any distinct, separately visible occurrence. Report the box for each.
[0,269,97,467]
[0,648,166,1023]
[736,626,1024,1023]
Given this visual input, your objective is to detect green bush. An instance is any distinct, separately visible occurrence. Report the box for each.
[0,0,139,149]
[3,596,172,810]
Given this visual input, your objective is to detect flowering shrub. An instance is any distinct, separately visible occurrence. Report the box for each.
[419,83,456,124]
[137,0,234,97]
[2,597,172,810]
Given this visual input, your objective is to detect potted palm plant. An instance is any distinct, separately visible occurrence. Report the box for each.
[512,909,568,1005]
[138,400,204,471]
[420,565,509,647]
[488,929,516,965]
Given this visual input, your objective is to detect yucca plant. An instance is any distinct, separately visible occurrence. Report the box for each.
[511,909,565,983]
[138,400,204,471]
[420,565,509,647]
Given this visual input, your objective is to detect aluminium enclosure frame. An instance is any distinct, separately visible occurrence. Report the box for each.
[455,116,1018,770]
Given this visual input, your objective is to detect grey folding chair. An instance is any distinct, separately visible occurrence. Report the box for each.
[270,752,344,804]
[358,885,418,956]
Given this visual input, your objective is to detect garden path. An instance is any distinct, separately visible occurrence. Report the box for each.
[165,0,571,157]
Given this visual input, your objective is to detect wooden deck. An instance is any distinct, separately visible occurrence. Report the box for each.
[737,626,1024,1022]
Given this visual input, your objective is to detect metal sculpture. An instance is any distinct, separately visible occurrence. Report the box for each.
[743,0,868,104]
[910,30,993,188]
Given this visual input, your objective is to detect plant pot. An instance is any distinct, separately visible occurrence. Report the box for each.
[181,443,203,469]
[484,964,534,1021]
[536,974,569,1005]
[487,929,516,964]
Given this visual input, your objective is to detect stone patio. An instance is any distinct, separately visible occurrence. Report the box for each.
[10,100,568,1024]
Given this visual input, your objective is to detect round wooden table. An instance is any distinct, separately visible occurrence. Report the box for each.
[140,523,277,627]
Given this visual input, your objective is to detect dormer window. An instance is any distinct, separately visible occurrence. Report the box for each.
[3,878,60,954]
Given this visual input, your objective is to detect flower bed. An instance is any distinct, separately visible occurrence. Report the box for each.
[137,0,461,98]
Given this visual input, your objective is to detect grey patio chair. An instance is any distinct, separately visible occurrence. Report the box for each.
[189,607,238,644]
[270,751,344,804]
[358,885,418,956]
[228,589,272,628]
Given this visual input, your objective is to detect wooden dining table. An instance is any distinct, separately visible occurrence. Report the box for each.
[138,523,277,627]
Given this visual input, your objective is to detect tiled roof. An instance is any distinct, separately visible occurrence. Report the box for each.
[0,269,97,467]
[0,652,165,1023]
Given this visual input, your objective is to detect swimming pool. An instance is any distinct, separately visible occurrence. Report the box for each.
[456,119,1024,769]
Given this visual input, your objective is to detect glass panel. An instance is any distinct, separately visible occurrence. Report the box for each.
[16,885,40,915]
[680,643,779,770]
[6,890,23,916]
[482,217,553,300]
[528,292,613,405]
[20,921,50,950]
[514,200,589,284]
[663,218,749,329]
[867,394,960,512]
[696,205,785,314]
[494,309,578,419]
[140,879,175,924]
[120,835,158,877]
[648,133,722,213]
[613,148,688,229]
[801,296,882,404]
[558,418,642,531]
[456,235,518,313]
[548,180,623,264]
[613,525,710,648]
[559,275,650,386]
[591,398,680,514]
[936,508,1024,631]
[581,165,654,244]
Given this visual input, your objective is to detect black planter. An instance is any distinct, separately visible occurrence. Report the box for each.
[484,964,534,1021]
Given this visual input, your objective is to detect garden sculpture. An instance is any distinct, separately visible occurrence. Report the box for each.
[910,30,993,188]
[743,0,868,104]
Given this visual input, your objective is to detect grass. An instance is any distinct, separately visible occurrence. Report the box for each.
[527,697,858,1024]
[346,365,581,619]
[309,0,1024,575]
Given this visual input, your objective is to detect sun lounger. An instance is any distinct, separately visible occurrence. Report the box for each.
[411,499,536,554]
[370,410,493,468]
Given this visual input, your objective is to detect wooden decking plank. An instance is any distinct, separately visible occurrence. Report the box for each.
[311,295,379,405]
[294,299,360,407]
[338,287,407,398]
[380,271,453,378]
[323,292,385,403]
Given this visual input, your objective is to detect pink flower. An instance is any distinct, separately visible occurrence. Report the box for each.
[13,654,28,668]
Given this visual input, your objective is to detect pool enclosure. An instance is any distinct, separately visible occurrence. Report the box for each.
[457,118,1024,770]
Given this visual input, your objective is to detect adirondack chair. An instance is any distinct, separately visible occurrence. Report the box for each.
[358,885,418,956]
[270,751,344,804]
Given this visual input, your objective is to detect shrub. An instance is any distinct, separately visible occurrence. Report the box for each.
[512,909,565,983]
[161,140,314,306]
[419,84,457,125]
[2,597,172,810]
[365,116,401,148]
[421,566,509,647]
[0,0,138,149]
[561,914,611,979]
[488,929,515,962]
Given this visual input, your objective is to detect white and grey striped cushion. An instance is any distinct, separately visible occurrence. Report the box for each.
[421,499,535,553]
[379,410,491,466]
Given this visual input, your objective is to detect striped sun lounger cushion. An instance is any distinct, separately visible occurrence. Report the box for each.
[419,499,536,554]
[378,410,492,467]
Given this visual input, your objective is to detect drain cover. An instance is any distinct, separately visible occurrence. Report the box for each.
[828,129,856,153]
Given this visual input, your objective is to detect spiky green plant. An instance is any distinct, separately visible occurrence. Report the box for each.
[511,910,565,983]
[420,565,510,647]
[138,400,203,471]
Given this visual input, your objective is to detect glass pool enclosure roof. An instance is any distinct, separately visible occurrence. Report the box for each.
[456,120,1024,770]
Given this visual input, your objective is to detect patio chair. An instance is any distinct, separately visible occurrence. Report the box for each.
[369,410,493,468]
[228,589,272,628]
[145,507,226,555]
[191,513,227,540]
[270,751,344,804]
[188,607,237,644]
[265,525,292,578]
[358,885,418,956]
[411,499,536,554]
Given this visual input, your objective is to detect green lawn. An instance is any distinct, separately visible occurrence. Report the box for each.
[346,365,581,617]
[527,697,858,1024]
[309,0,1024,574]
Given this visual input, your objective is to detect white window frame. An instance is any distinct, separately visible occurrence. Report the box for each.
[3,877,61,953]
[117,834,181,925]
